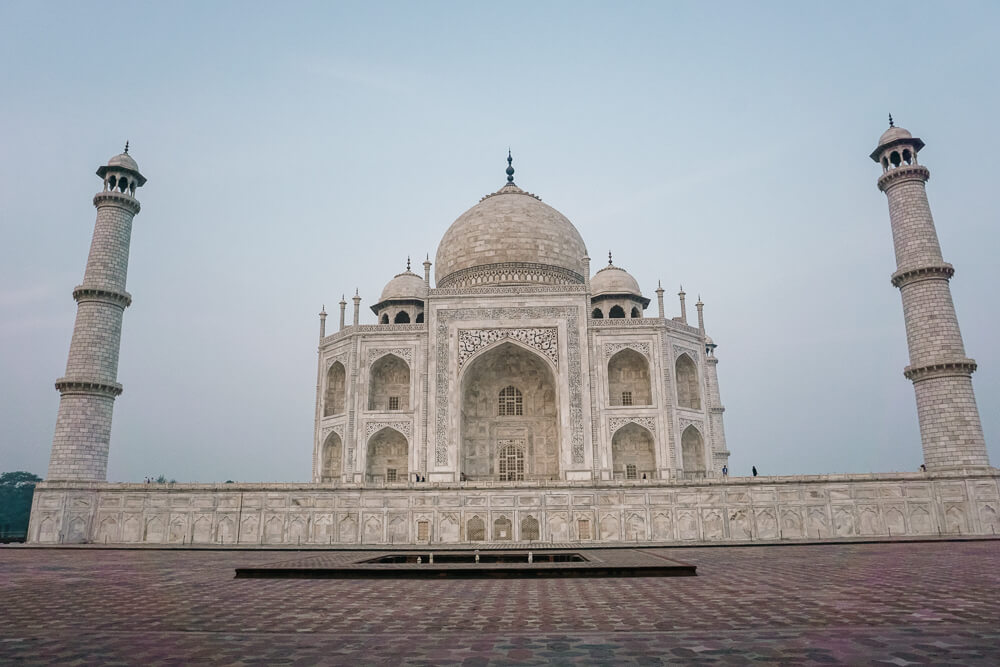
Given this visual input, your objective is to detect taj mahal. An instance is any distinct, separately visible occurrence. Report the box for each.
[27,122,999,546]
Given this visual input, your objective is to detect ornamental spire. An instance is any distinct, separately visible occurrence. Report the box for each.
[506,149,515,184]
[124,140,129,154]
[608,250,613,266]
[888,113,894,128]
[406,256,411,272]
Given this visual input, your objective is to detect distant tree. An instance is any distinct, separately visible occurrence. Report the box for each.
[0,472,42,541]
[153,475,177,484]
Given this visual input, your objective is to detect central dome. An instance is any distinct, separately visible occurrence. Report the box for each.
[435,182,588,289]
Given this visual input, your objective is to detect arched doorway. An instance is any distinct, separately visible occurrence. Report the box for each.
[366,427,409,483]
[368,354,410,411]
[607,348,651,406]
[681,425,705,477]
[460,341,560,481]
[321,431,342,482]
[611,422,656,479]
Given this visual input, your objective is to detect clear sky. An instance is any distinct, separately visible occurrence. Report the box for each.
[1,2,997,482]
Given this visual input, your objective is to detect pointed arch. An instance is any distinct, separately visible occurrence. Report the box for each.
[675,353,701,409]
[493,515,512,541]
[630,306,640,318]
[324,361,346,416]
[592,307,604,319]
[608,348,651,406]
[460,341,559,481]
[321,431,343,482]
[467,515,485,541]
[380,313,389,324]
[415,312,424,323]
[611,422,656,480]
[368,353,410,411]
[609,305,626,319]
[681,424,705,476]
[365,427,408,483]
[393,310,410,323]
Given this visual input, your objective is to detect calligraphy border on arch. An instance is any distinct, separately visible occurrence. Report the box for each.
[367,347,413,366]
[608,416,656,437]
[603,342,651,360]
[436,306,584,466]
[678,418,704,434]
[365,420,413,441]
[673,345,700,361]
[457,328,558,370]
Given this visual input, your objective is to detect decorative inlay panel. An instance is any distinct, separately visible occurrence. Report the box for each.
[678,418,704,434]
[609,416,656,436]
[368,347,413,365]
[457,328,558,369]
[673,345,699,361]
[436,307,584,466]
[603,342,650,360]
[321,423,345,442]
[365,420,412,441]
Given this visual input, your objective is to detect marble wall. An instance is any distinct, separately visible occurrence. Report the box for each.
[29,470,1000,545]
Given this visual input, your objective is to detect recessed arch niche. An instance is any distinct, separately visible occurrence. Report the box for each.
[460,341,560,481]
[611,422,656,479]
[366,427,409,483]
[321,431,342,482]
[608,348,651,406]
[681,425,705,476]
[368,354,410,411]
[324,362,346,416]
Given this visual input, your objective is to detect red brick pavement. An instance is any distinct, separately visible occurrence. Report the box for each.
[2,540,999,664]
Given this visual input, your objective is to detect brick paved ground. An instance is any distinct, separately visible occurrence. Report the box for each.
[2,540,999,665]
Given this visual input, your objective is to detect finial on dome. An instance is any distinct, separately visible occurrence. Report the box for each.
[506,149,515,183]
[888,113,894,128]
[124,140,129,154]
[407,256,411,272]
[608,251,613,266]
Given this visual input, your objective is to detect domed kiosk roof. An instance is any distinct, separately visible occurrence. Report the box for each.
[96,143,147,186]
[434,157,588,289]
[591,263,642,298]
[380,270,425,302]
[870,116,924,162]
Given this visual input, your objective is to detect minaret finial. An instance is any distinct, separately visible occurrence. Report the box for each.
[124,140,129,154]
[888,113,894,128]
[407,256,411,272]
[608,250,613,266]
[506,149,515,184]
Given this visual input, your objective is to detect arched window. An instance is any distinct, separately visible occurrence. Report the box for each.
[498,385,523,416]
[675,354,701,409]
[393,311,410,323]
[415,312,424,323]
[521,515,540,541]
[592,308,603,319]
[323,362,346,416]
[890,151,901,168]
[609,305,626,319]
[467,516,485,541]
[380,313,389,324]
[630,306,640,318]
[681,425,705,476]
[493,515,512,540]
[498,443,525,481]
[608,349,651,406]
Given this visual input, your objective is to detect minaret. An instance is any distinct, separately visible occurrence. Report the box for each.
[352,290,361,326]
[678,286,687,323]
[655,281,665,319]
[872,119,989,469]
[338,295,347,330]
[318,305,327,339]
[704,336,730,473]
[48,146,146,481]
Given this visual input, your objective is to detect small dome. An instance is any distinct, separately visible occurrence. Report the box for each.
[435,182,588,288]
[107,152,140,172]
[380,271,425,302]
[878,126,912,146]
[591,264,642,298]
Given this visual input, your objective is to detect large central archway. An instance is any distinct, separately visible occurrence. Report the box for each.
[460,341,560,481]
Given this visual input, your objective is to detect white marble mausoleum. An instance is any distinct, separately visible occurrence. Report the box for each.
[27,126,999,546]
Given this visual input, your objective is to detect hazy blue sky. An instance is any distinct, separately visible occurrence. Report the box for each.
[1,2,997,481]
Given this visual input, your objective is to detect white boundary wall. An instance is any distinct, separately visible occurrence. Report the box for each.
[28,470,1000,545]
